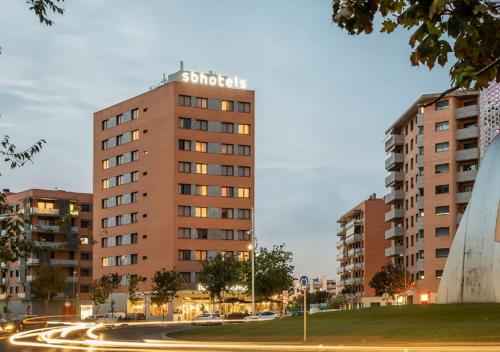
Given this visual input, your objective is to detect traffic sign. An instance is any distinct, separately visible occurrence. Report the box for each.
[299,275,309,289]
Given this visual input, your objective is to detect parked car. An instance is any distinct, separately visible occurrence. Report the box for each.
[192,313,223,325]
[0,319,16,335]
[244,311,280,321]
[119,313,146,321]
[226,312,249,320]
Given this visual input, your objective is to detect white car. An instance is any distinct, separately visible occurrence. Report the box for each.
[244,311,280,321]
[192,313,223,325]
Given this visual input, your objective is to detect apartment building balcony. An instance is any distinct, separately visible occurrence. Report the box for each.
[385,245,404,257]
[0,277,8,285]
[385,134,404,152]
[385,208,405,222]
[417,217,424,230]
[345,233,363,245]
[385,152,404,171]
[345,219,363,231]
[18,293,26,299]
[385,227,404,240]
[417,196,424,210]
[416,133,424,147]
[345,263,364,272]
[71,226,79,234]
[417,155,424,168]
[457,213,464,225]
[416,259,424,272]
[416,175,424,188]
[456,126,479,141]
[456,104,479,119]
[50,259,78,266]
[336,238,344,248]
[456,148,479,161]
[30,207,60,216]
[26,258,39,266]
[385,172,404,187]
[385,190,405,204]
[457,191,472,204]
[416,113,424,127]
[65,276,78,283]
[31,224,60,233]
[336,252,346,261]
[26,275,34,282]
[416,238,424,251]
[344,277,363,286]
[336,226,346,236]
[456,169,477,183]
[336,266,346,275]
[347,248,364,258]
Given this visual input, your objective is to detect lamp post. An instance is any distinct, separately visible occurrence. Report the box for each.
[399,253,407,304]
[247,208,256,315]
[72,269,77,313]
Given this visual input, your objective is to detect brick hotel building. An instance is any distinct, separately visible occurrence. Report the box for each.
[93,68,254,320]
[384,89,480,304]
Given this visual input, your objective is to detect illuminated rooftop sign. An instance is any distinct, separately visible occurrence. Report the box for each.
[181,71,248,89]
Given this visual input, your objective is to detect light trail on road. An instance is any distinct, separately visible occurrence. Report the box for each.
[8,320,500,351]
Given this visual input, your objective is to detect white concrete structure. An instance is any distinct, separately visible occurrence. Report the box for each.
[437,134,500,303]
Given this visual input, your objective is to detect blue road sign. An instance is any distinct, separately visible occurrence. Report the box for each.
[299,275,309,289]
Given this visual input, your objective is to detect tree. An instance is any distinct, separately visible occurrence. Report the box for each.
[150,269,182,320]
[31,264,65,314]
[332,0,500,95]
[369,264,410,300]
[90,273,121,316]
[329,294,349,309]
[128,275,146,305]
[198,253,242,305]
[242,244,294,301]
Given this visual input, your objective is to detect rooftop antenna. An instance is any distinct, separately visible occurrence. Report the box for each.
[180,60,184,71]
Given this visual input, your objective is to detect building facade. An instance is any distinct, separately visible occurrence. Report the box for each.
[93,67,254,320]
[384,89,480,304]
[336,194,390,308]
[0,189,93,317]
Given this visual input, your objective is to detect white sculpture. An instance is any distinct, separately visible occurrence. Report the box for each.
[437,134,500,303]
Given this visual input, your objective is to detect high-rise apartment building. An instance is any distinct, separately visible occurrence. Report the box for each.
[93,67,254,320]
[384,89,480,304]
[336,194,390,308]
[0,189,93,316]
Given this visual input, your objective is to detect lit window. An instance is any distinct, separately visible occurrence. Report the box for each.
[195,250,207,261]
[221,187,233,197]
[196,97,208,109]
[195,142,207,153]
[237,188,250,198]
[196,185,207,196]
[195,163,207,174]
[132,130,139,141]
[102,257,109,267]
[80,237,89,245]
[221,100,234,111]
[238,124,250,135]
[102,159,109,169]
[238,251,250,261]
[102,179,109,189]
[195,207,207,218]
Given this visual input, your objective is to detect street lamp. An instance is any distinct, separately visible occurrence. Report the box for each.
[247,207,256,315]
[399,253,407,304]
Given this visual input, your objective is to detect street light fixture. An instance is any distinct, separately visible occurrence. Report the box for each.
[399,253,407,304]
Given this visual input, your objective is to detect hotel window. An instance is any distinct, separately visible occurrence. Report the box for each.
[238,251,250,261]
[435,121,449,132]
[435,270,444,279]
[435,100,449,110]
[237,145,251,156]
[221,100,234,111]
[178,139,191,151]
[238,102,251,113]
[195,119,208,131]
[221,229,234,240]
[237,124,250,135]
[238,166,251,177]
[221,208,234,219]
[102,179,109,189]
[102,257,110,267]
[195,207,208,218]
[131,108,139,120]
[196,185,207,196]
[435,206,450,215]
[195,163,208,174]
[196,228,208,240]
[435,227,450,237]
[196,97,208,109]
[178,162,191,173]
[435,163,449,173]
[238,209,251,219]
[221,186,234,197]
[80,237,90,245]
[435,184,449,194]
[178,228,191,239]
[237,188,250,198]
[195,250,208,261]
[179,95,191,106]
[102,159,109,169]
[178,250,192,261]
[435,142,449,152]
[179,117,191,129]
[178,206,191,217]
[132,130,139,141]
[195,142,207,153]
[179,184,192,195]
[222,122,234,133]
[180,272,191,283]
[221,144,234,155]
[435,248,450,258]
[221,165,234,176]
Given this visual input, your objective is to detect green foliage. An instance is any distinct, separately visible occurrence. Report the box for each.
[31,264,65,312]
[90,273,121,314]
[242,244,294,300]
[25,0,65,26]
[198,253,242,301]
[328,294,348,309]
[150,269,182,306]
[332,0,500,89]
[369,264,409,299]
[127,275,146,304]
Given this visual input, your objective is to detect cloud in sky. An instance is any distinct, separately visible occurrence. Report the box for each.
[0,0,452,278]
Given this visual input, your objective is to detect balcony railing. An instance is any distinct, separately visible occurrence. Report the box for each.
[385,134,404,152]
[416,133,424,147]
[336,226,346,236]
[385,152,404,171]
[347,248,364,257]
[345,219,363,231]
[417,217,424,230]
[65,276,79,283]
[385,172,404,187]
[416,113,424,127]
[345,233,363,245]
[456,148,479,161]
[417,154,424,168]
[456,105,479,119]
[385,227,404,240]
[50,259,78,266]
[385,208,405,222]
[385,190,404,204]
[456,126,479,141]
[26,258,39,266]
[456,169,477,183]
[30,207,59,216]
[456,191,472,204]
[417,196,424,210]
[345,263,364,272]
[385,245,404,257]
[31,224,60,232]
